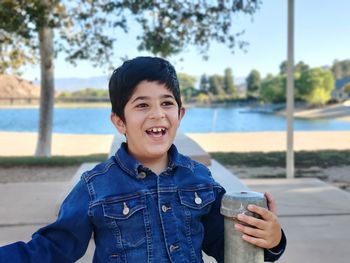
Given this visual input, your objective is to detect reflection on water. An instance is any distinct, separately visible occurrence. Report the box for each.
[0,106,350,134]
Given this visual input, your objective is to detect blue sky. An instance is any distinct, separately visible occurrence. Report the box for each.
[22,0,350,82]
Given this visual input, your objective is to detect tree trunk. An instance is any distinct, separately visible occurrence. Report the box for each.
[35,25,54,157]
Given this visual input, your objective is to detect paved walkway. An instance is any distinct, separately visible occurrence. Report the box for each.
[2,178,350,262]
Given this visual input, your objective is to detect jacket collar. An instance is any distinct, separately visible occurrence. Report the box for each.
[114,142,194,178]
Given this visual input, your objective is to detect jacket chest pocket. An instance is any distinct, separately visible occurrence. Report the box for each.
[103,195,147,248]
[178,187,215,234]
[179,187,215,210]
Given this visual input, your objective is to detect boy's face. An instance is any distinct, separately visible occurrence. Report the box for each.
[111,80,185,165]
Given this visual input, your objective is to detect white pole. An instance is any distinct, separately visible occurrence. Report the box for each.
[286,0,295,178]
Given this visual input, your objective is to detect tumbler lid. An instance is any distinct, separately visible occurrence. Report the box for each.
[220,191,266,218]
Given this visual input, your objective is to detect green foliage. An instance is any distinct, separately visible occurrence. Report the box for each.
[296,68,335,106]
[195,92,210,104]
[246,69,261,98]
[0,0,262,72]
[199,74,210,93]
[279,60,309,75]
[279,61,287,74]
[177,72,196,90]
[0,154,108,167]
[57,88,108,98]
[295,61,310,74]
[331,59,350,79]
[223,68,237,97]
[177,72,198,102]
[208,74,225,96]
[259,74,285,103]
[344,83,350,93]
[210,150,350,168]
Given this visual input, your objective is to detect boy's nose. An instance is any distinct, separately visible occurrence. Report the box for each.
[149,105,165,119]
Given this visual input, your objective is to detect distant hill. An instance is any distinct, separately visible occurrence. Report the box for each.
[34,75,109,91]
[37,75,246,92]
[0,74,40,98]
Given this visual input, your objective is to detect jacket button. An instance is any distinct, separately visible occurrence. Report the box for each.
[137,171,147,179]
[162,205,171,212]
[194,192,202,205]
[169,244,179,252]
[123,202,130,215]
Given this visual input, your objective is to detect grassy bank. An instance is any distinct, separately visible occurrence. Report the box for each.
[0,154,108,167]
[210,150,350,168]
[1,151,350,168]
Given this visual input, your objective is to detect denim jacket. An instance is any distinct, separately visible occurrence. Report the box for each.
[0,143,285,263]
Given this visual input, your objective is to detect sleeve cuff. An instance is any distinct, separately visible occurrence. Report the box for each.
[268,229,287,255]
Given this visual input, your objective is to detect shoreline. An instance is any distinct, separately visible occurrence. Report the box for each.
[1,101,350,121]
[1,131,350,156]
[0,102,110,109]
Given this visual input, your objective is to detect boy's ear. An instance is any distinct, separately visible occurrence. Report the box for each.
[178,107,186,122]
[110,113,126,135]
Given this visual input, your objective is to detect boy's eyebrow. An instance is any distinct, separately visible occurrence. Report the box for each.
[130,94,175,104]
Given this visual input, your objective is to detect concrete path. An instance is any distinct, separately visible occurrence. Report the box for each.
[2,178,350,262]
[243,178,350,263]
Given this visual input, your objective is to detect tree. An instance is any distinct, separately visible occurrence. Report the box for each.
[223,68,237,97]
[177,73,196,91]
[208,74,225,96]
[344,83,350,94]
[296,68,335,106]
[331,59,350,79]
[279,61,287,75]
[0,0,261,156]
[177,72,197,102]
[279,60,309,75]
[199,74,210,93]
[246,69,261,98]
[259,74,286,103]
[295,61,309,74]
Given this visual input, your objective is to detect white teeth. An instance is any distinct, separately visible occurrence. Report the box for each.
[147,127,165,133]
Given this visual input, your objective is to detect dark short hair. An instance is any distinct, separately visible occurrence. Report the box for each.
[109,56,182,121]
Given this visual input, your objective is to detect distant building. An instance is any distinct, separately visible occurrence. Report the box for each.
[332,76,350,101]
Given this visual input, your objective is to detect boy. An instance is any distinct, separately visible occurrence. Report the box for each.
[0,56,286,262]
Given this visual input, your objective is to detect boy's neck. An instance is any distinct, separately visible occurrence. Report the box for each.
[141,154,168,175]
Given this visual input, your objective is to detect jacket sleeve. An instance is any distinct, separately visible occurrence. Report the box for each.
[264,229,287,262]
[201,187,287,263]
[0,178,93,263]
[201,186,226,262]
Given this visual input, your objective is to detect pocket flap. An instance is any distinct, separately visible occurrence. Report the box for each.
[103,195,146,220]
[179,187,215,209]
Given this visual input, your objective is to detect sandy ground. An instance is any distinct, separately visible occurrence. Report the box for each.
[187,131,350,152]
[1,131,350,156]
[0,132,114,156]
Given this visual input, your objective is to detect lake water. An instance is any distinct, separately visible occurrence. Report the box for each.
[0,106,350,134]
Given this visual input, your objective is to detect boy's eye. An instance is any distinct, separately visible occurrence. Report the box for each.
[162,101,175,106]
[136,103,148,108]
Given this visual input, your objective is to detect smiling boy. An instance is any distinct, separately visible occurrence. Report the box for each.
[111,80,185,175]
[0,56,285,262]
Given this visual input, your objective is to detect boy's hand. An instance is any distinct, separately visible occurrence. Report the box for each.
[234,192,282,249]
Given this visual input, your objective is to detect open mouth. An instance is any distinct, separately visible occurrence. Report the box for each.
[146,127,167,137]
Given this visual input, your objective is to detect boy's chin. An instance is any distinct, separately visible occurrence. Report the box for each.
[147,145,171,156]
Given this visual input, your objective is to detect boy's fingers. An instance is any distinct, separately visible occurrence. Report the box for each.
[237,214,268,230]
[264,192,277,214]
[241,234,267,248]
[247,205,273,221]
[235,223,266,239]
